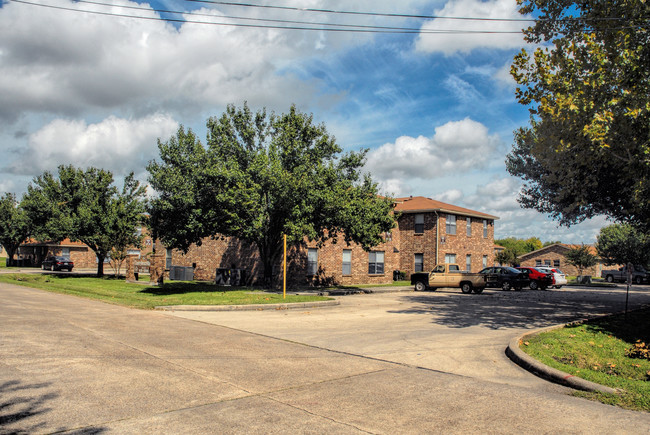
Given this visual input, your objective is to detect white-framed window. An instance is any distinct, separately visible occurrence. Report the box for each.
[483,255,488,268]
[466,218,472,237]
[446,214,456,235]
[544,259,551,266]
[554,259,560,268]
[368,251,385,274]
[415,214,424,234]
[483,219,488,238]
[466,254,472,272]
[445,253,456,264]
[308,248,318,276]
[127,249,141,258]
[342,249,352,276]
[61,247,70,259]
[414,253,424,272]
[536,259,542,266]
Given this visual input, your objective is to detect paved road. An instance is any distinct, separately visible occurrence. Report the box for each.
[2,282,650,434]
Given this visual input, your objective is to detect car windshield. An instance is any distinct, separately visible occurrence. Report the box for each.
[504,267,521,274]
[54,256,68,261]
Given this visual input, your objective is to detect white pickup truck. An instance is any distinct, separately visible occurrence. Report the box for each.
[410,263,488,294]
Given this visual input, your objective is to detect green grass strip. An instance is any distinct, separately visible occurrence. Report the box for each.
[0,273,331,309]
[521,306,650,412]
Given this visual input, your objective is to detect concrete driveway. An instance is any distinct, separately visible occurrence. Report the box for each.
[2,282,650,433]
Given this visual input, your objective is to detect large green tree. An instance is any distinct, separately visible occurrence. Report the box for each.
[595,224,650,267]
[507,0,650,228]
[148,104,396,283]
[0,193,31,266]
[23,166,146,277]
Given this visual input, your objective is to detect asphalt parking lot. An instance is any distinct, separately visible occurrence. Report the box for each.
[2,281,650,433]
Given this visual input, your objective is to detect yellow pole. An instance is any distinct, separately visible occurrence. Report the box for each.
[283,234,287,299]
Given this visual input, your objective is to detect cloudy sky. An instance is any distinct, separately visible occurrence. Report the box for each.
[0,0,608,243]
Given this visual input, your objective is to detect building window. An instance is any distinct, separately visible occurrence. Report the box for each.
[544,259,551,266]
[446,214,456,235]
[127,249,141,258]
[483,219,488,238]
[466,254,472,272]
[536,260,542,266]
[554,259,560,268]
[61,247,70,259]
[414,253,424,272]
[368,251,385,274]
[342,249,352,276]
[466,218,472,237]
[483,255,488,268]
[166,248,173,270]
[445,253,456,264]
[415,214,424,234]
[308,248,318,276]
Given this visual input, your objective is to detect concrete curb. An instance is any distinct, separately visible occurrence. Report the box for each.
[506,324,619,394]
[156,299,340,311]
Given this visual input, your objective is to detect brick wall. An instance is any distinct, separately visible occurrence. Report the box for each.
[519,245,603,276]
[398,212,495,277]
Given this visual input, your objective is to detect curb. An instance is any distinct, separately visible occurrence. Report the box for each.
[506,324,618,394]
[156,299,340,312]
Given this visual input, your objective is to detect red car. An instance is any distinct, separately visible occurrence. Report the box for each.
[516,267,554,290]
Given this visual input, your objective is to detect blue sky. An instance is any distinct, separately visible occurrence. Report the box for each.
[0,0,609,243]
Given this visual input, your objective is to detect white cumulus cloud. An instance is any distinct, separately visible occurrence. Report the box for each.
[8,114,179,176]
[415,0,527,55]
[364,117,501,187]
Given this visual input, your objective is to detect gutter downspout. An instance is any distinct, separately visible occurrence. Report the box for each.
[434,210,439,265]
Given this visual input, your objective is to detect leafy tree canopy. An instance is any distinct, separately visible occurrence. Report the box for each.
[595,224,650,267]
[22,165,146,276]
[507,0,650,228]
[565,244,597,275]
[495,247,520,267]
[147,104,396,281]
[495,237,543,255]
[0,193,31,266]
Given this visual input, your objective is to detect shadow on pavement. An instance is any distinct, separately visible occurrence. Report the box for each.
[0,380,106,434]
[388,290,629,330]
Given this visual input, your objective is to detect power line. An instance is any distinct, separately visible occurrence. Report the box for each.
[183,0,650,24]
[7,0,525,34]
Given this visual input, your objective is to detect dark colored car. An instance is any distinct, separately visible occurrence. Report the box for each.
[516,267,554,290]
[479,266,530,291]
[41,256,74,272]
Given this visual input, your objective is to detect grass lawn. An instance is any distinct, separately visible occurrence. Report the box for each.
[0,273,331,309]
[521,306,650,412]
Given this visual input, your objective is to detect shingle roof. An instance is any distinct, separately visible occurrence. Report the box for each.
[393,196,499,220]
[518,243,598,260]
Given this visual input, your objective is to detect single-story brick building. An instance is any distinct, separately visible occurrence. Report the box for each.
[517,243,604,277]
[171,196,499,286]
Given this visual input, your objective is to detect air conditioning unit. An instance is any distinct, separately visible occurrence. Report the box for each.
[170,266,194,281]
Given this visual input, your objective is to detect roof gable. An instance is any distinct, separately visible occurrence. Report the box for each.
[393,196,498,220]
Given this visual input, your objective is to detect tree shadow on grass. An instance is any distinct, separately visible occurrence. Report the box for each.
[0,380,106,434]
[139,281,248,296]
[389,289,632,330]
[579,306,650,344]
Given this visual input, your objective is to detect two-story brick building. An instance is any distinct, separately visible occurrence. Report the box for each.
[171,196,499,286]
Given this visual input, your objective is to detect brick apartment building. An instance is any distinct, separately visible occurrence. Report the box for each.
[13,227,156,269]
[171,196,499,286]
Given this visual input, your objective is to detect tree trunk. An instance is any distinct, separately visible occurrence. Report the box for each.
[6,246,17,267]
[96,256,105,277]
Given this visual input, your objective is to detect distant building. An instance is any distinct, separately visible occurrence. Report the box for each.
[518,243,603,276]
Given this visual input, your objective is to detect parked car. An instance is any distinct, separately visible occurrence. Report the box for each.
[536,266,567,288]
[41,256,74,272]
[516,267,554,290]
[411,263,488,294]
[479,266,530,291]
[601,265,648,284]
